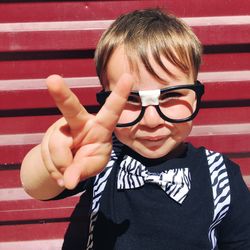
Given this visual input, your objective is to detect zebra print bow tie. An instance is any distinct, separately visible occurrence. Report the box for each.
[117,155,191,204]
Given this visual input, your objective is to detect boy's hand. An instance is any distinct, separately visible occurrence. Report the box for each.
[41,74,133,190]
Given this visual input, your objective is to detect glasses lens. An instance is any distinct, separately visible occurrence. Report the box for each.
[158,88,197,121]
[117,94,142,125]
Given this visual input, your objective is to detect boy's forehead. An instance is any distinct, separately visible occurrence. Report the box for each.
[109,78,194,93]
[106,46,193,91]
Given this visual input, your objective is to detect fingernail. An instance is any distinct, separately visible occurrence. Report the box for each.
[57,178,65,187]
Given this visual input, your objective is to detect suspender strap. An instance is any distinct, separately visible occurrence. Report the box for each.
[206,149,231,250]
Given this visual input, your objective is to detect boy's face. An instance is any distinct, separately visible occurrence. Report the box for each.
[106,46,195,159]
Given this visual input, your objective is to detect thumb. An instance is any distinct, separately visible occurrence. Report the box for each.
[63,163,82,190]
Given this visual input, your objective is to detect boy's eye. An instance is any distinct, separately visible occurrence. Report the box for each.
[127,95,141,105]
[159,91,183,102]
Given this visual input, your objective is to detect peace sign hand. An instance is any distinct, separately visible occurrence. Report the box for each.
[41,74,133,190]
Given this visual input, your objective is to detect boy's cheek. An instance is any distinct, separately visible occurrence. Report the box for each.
[114,123,193,159]
[176,121,193,141]
[114,127,134,144]
[114,121,193,146]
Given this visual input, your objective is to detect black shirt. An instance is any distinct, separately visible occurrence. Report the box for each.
[61,143,250,250]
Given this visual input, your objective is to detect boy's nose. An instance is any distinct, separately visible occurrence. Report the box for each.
[140,106,165,128]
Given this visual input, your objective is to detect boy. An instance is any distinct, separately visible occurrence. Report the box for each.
[21,8,250,249]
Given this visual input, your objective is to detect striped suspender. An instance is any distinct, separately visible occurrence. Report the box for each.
[86,149,118,250]
[206,149,231,250]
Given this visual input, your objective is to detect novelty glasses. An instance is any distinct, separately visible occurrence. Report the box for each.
[96,81,204,127]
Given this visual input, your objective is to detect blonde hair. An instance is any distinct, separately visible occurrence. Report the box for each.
[95,8,202,87]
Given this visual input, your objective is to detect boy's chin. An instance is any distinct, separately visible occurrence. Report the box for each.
[131,141,185,159]
[132,145,174,159]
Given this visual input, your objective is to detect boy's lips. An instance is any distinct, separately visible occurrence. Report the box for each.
[137,135,167,142]
[136,136,167,149]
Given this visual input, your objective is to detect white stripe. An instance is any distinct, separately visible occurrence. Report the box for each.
[219,178,229,188]
[198,70,250,83]
[207,152,222,166]
[214,195,231,217]
[0,16,249,32]
[1,71,249,91]
[215,171,228,188]
[0,239,63,250]
[0,187,32,201]
[184,15,250,26]
[0,187,81,202]
[93,166,113,193]
[214,186,230,206]
[0,20,112,32]
[210,164,225,183]
[190,123,250,137]
[0,76,99,91]
[0,133,44,146]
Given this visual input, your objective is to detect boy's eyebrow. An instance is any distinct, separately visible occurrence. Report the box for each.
[130,83,194,94]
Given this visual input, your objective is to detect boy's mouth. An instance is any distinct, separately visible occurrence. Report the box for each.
[137,136,168,148]
[137,136,167,150]
[138,136,166,141]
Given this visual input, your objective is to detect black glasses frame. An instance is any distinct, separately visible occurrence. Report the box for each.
[96,80,205,127]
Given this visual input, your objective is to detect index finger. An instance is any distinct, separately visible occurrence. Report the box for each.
[46,75,91,131]
[96,73,134,130]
